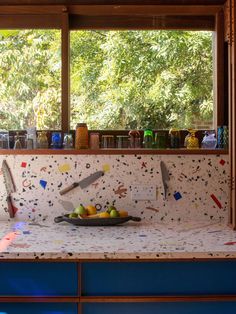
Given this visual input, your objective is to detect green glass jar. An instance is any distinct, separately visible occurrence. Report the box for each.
[143,129,153,148]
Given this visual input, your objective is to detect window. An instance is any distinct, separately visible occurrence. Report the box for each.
[0,29,61,130]
[70,30,213,130]
[0,4,225,132]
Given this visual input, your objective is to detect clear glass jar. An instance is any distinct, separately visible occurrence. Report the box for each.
[128,130,141,148]
[116,135,129,148]
[101,135,114,148]
[63,133,73,149]
[90,133,100,149]
[75,123,89,149]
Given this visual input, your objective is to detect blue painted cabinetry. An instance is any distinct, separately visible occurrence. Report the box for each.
[0,261,236,314]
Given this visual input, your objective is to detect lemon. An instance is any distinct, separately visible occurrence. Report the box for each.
[119,210,128,217]
[86,205,97,215]
[99,212,110,218]
[110,209,120,218]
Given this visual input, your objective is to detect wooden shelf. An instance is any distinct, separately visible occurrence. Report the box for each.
[0,148,228,155]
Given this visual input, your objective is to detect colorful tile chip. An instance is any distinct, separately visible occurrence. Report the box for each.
[220,159,226,166]
[174,192,182,201]
[21,162,27,168]
[39,180,47,190]
[58,163,71,173]
[102,164,110,172]
[210,194,222,209]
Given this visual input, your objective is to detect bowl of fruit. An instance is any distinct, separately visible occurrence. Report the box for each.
[54,205,141,226]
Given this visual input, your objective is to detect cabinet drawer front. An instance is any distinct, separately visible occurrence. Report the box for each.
[82,302,236,314]
[0,262,78,296]
[82,261,236,296]
[0,303,77,314]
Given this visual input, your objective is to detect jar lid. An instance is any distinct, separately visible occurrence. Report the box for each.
[101,135,114,138]
[76,123,87,127]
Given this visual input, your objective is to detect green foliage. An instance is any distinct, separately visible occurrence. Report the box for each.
[71,30,213,130]
[0,29,61,130]
[0,29,213,130]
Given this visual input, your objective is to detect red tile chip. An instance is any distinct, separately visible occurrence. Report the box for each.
[21,162,27,168]
[219,159,225,166]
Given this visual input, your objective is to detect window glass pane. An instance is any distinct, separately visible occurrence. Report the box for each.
[0,29,61,130]
[70,30,213,130]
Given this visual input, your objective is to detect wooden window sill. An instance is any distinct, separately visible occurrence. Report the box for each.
[0,148,228,155]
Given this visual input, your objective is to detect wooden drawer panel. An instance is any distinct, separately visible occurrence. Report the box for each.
[82,302,236,314]
[0,303,77,314]
[0,262,78,296]
[82,261,236,296]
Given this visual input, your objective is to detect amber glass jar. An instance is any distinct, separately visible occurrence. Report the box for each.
[75,123,89,149]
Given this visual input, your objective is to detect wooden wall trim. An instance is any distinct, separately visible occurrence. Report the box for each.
[215,9,225,127]
[68,4,223,16]
[0,1,227,5]
[0,5,66,14]
[61,11,70,133]
[80,295,236,303]
[70,15,215,30]
[0,149,228,155]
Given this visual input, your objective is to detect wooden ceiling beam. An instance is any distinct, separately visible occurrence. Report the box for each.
[67,5,222,16]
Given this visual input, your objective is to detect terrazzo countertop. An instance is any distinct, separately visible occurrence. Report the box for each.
[1,220,236,260]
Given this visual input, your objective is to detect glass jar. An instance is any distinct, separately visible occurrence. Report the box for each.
[128,130,141,148]
[75,123,89,149]
[101,135,114,148]
[37,131,49,149]
[169,128,181,148]
[143,129,153,148]
[217,126,224,149]
[90,132,100,149]
[116,135,129,148]
[154,131,166,149]
[186,130,199,149]
[51,132,62,149]
[0,131,9,149]
[223,125,228,149]
[63,133,73,149]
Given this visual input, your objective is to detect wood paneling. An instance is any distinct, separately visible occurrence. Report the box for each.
[0,1,227,5]
[68,5,222,16]
[0,15,62,28]
[70,15,215,30]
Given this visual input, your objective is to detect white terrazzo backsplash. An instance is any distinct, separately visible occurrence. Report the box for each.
[0,154,230,223]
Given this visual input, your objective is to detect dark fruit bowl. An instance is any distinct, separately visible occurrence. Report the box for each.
[54,214,141,226]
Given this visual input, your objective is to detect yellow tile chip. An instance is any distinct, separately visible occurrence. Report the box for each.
[102,164,110,172]
[58,163,71,173]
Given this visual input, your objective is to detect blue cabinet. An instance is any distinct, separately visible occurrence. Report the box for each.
[82,261,236,296]
[0,261,236,313]
[0,303,77,314]
[0,262,78,296]
[82,302,236,314]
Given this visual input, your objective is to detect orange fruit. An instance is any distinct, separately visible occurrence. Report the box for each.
[119,210,128,217]
[86,205,97,215]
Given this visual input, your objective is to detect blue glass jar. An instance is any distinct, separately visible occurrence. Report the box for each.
[51,132,62,149]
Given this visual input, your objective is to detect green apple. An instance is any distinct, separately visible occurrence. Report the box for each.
[107,205,117,213]
[110,209,120,218]
[69,213,78,219]
[74,205,87,215]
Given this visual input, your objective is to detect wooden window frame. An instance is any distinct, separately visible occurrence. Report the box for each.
[0,4,225,133]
